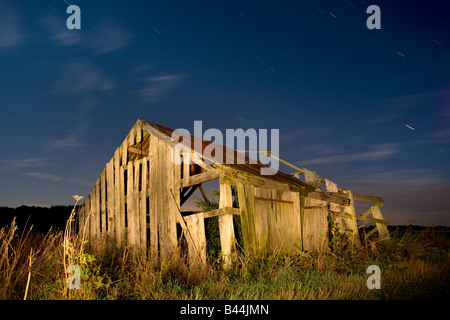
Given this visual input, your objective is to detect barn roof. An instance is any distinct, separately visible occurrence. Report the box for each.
[139,119,315,191]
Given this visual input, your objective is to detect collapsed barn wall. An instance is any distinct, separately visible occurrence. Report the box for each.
[78,119,389,267]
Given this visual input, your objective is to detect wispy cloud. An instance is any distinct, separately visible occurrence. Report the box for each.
[24,172,61,182]
[297,143,398,166]
[363,90,448,125]
[40,14,132,54]
[138,75,184,102]
[68,177,95,187]
[40,14,82,46]
[56,61,115,96]
[0,157,50,172]
[280,127,332,142]
[45,134,84,150]
[88,24,133,55]
[0,5,23,48]
[413,127,450,146]
[349,168,444,186]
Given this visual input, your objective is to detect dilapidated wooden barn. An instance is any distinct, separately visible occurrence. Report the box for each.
[77,119,388,267]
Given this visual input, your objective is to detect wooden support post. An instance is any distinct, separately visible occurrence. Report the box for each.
[371,205,390,239]
[218,181,237,268]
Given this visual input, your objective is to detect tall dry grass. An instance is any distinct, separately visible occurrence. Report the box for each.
[0,204,448,300]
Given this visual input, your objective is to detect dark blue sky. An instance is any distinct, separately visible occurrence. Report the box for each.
[1,0,449,225]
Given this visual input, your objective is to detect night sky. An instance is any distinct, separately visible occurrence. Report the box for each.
[1,0,449,226]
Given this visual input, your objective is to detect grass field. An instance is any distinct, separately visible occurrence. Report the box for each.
[0,213,448,300]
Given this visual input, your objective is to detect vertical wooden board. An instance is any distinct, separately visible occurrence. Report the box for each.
[371,205,390,239]
[106,158,115,242]
[183,152,190,187]
[84,194,91,244]
[273,189,302,254]
[184,213,207,266]
[129,126,136,148]
[156,139,164,257]
[292,191,302,251]
[140,158,148,249]
[136,121,142,143]
[133,160,142,249]
[218,213,236,268]
[121,137,128,167]
[78,202,85,239]
[157,140,167,258]
[341,190,360,246]
[236,182,257,256]
[303,169,328,252]
[253,187,271,253]
[114,148,122,247]
[325,179,340,212]
[127,159,136,248]
[304,169,328,252]
[164,142,178,249]
[100,169,106,235]
[271,189,285,252]
[148,135,158,257]
[218,182,236,267]
[302,197,328,252]
[92,178,100,241]
[119,165,125,247]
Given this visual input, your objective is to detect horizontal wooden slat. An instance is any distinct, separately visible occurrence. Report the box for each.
[304,205,328,209]
[128,147,149,157]
[302,191,350,206]
[203,207,240,219]
[355,215,387,225]
[254,196,294,204]
[353,194,384,203]
[180,169,220,188]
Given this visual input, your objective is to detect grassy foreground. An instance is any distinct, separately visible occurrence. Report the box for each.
[0,215,448,300]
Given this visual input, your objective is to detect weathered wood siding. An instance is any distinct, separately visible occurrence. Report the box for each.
[302,169,328,252]
[78,120,180,259]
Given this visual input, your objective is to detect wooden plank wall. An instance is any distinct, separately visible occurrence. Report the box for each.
[77,120,175,255]
[253,187,302,255]
[302,169,328,252]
